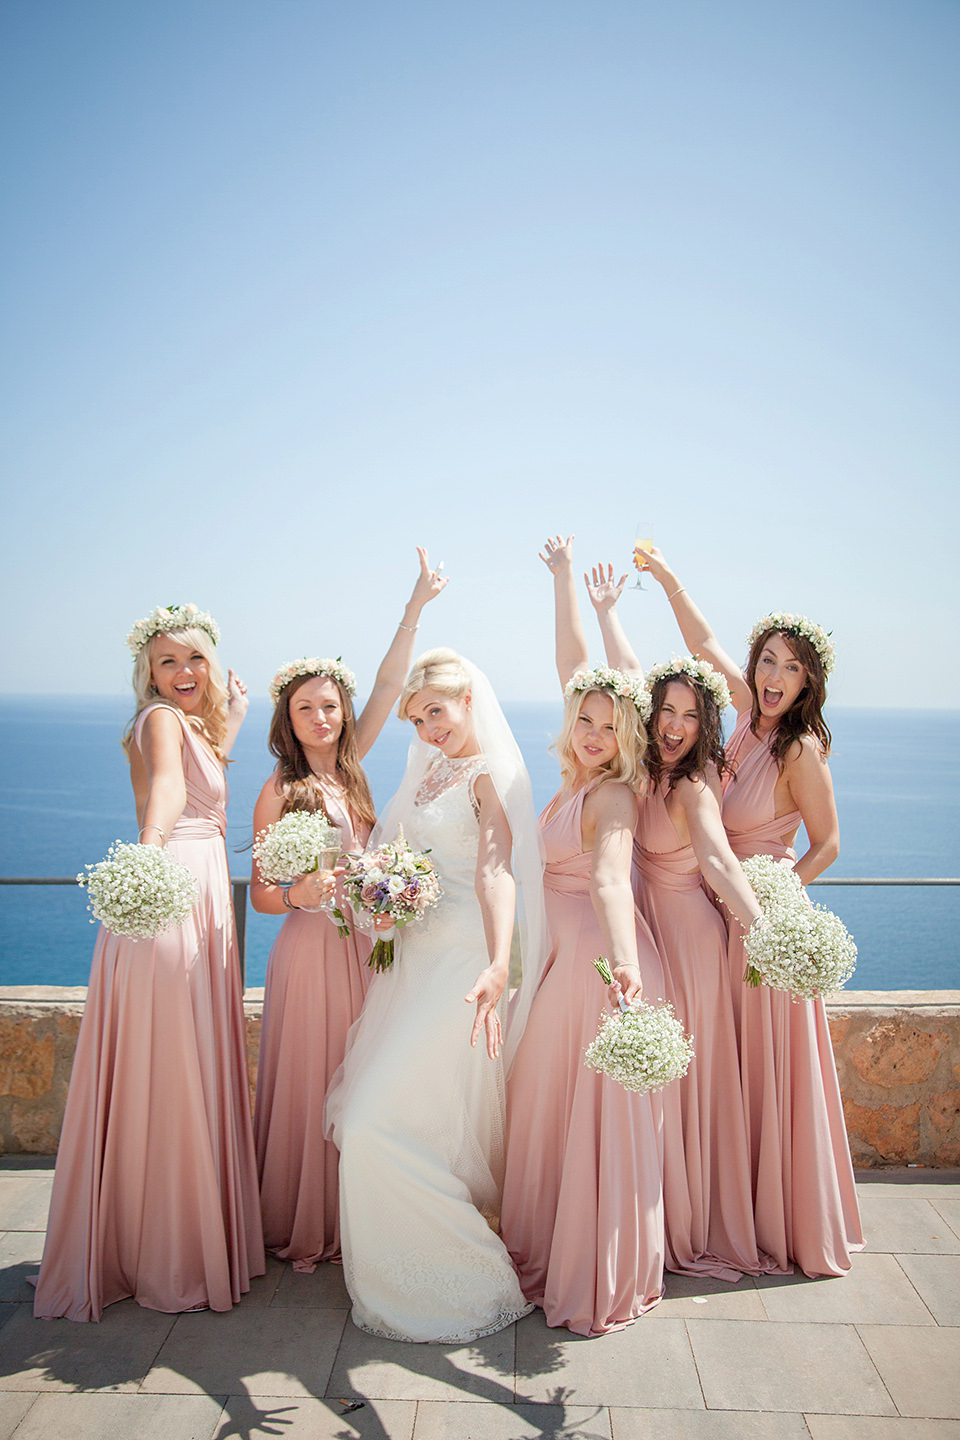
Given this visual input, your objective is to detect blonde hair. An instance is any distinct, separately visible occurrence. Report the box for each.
[397,646,471,719]
[123,625,230,763]
[555,686,648,793]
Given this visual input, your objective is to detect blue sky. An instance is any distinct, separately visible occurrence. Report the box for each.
[2,0,957,704]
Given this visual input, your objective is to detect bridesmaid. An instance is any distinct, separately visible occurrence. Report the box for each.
[639,546,863,1277]
[252,549,446,1272]
[35,604,264,1320]
[584,565,778,1279]
[500,538,668,1335]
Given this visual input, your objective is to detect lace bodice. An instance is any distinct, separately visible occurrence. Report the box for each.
[402,753,490,903]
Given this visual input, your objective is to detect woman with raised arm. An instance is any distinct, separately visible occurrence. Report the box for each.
[499,537,668,1334]
[35,606,264,1320]
[325,648,547,1343]
[252,549,446,1274]
[632,547,862,1276]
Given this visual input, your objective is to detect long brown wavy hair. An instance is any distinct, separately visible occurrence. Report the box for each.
[269,672,376,827]
[646,675,727,792]
[746,627,831,769]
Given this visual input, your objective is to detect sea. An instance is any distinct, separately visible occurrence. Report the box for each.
[0,697,957,991]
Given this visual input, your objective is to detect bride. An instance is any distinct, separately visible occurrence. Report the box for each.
[325,647,547,1342]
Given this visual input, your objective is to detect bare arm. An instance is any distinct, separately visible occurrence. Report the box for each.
[249,778,337,915]
[355,547,448,756]
[223,670,249,756]
[539,534,589,689]
[784,737,840,885]
[136,708,188,842]
[587,782,644,1004]
[466,772,516,1058]
[584,563,643,677]
[677,775,763,930]
[642,548,752,714]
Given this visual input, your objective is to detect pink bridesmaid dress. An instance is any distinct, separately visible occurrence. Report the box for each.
[721,711,863,1276]
[254,791,372,1270]
[34,703,265,1320]
[635,781,776,1280]
[501,785,666,1335]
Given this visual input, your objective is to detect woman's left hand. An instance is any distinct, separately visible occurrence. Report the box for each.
[465,965,507,1059]
[409,546,449,609]
[585,562,627,613]
[227,670,249,721]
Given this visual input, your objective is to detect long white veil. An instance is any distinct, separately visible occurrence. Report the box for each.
[372,657,549,1074]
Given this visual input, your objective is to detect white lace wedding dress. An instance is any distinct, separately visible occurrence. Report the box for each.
[325,752,533,1342]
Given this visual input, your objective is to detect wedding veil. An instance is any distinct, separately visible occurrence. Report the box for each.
[372,655,549,1073]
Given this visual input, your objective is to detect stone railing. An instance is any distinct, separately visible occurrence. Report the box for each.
[1,986,958,1166]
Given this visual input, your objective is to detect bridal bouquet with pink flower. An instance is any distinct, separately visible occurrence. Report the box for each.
[340,827,443,971]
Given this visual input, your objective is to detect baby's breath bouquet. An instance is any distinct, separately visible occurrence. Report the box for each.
[584,957,694,1094]
[340,826,442,971]
[741,854,857,999]
[252,811,341,884]
[78,842,199,939]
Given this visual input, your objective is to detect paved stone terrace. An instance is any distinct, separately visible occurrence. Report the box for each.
[0,1159,957,1439]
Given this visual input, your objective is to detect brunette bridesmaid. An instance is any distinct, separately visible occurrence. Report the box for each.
[584,566,780,1278]
[639,546,863,1277]
[35,605,264,1319]
[252,549,446,1271]
[500,537,668,1334]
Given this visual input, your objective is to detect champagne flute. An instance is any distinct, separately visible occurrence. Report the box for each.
[314,843,341,912]
[632,522,654,590]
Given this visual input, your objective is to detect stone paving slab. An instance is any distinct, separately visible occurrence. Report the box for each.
[609,1413,812,1439]
[0,1392,36,1440]
[857,1325,960,1421]
[803,1419,960,1439]
[413,1399,610,1438]
[213,1394,417,1439]
[930,1198,960,1241]
[686,1317,897,1415]
[650,1272,766,1321]
[515,1310,703,1410]
[140,1305,348,1398]
[271,1259,353,1309]
[7,1390,225,1440]
[856,1192,960,1254]
[0,1299,175,1392]
[755,1253,936,1325]
[0,1233,44,1303]
[328,1320,519,1404]
[894,1254,960,1326]
[0,1178,51,1233]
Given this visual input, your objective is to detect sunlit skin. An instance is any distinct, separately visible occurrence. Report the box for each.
[289,676,344,768]
[150,636,210,714]
[655,680,700,767]
[570,693,619,778]
[753,633,808,731]
[405,688,478,758]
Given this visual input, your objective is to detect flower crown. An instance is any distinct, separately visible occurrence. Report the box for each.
[748,612,836,678]
[269,656,358,705]
[645,655,731,713]
[126,604,220,656]
[565,665,652,721]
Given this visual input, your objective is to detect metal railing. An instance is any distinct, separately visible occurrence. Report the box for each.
[2,875,959,990]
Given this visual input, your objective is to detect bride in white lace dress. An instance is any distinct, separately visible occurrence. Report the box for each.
[325,648,548,1342]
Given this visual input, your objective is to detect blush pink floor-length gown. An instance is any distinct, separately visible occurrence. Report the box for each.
[635,780,776,1281]
[720,711,863,1277]
[501,784,666,1335]
[254,789,371,1270]
[34,703,265,1321]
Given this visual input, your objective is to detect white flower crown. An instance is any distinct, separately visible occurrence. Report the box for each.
[748,612,836,678]
[126,603,220,656]
[645,655,731,713]
[564,665,652,721]
[269,656,358,705]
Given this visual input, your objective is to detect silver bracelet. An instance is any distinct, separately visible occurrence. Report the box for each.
[398,621,418,632]
[667,586,686,601]
[281,885,298,911]
[139,824,167,842]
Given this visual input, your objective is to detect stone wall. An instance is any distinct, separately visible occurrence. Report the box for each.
[2,986,959,1166]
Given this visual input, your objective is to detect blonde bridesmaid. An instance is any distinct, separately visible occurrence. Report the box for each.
[640,546,863,1277]
[35,605,264,1319]
[252,549,446,1271]
[500,537,667,1334]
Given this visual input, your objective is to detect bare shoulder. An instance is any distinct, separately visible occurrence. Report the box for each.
[587,778,638,827]
[255,769,286,812]
[786,731,830,775]
[473,768,506,816]
[138,705,185,751]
